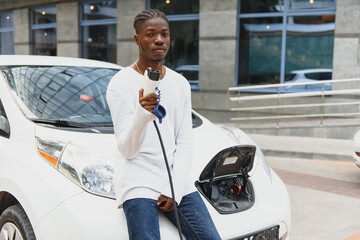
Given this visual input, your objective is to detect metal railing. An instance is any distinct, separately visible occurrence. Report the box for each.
[228,78,360,128]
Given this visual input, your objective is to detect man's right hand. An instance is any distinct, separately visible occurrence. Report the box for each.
[157,194,175,212]
[139,88,158,113]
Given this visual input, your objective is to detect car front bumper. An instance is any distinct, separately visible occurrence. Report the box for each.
[352,153,360,168]
[355,157,360,167]
[34,191,186,240]
[34,171,290,240]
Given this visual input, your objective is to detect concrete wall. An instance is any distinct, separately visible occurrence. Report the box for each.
[116,0,144,66]
[2,0,360,130]
[0,0,73,9]
[332,0,360,90]
[13,8,30,55]
[3,0,79,57]
[56,2,79,57]
[192,0,237,122]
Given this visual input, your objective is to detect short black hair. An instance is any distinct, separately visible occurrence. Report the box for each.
[133,9,169,34]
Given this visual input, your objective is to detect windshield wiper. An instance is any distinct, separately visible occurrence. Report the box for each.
[30,119,94,128]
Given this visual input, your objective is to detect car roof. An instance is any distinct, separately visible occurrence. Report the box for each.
[175,65,199,71]
[290,68,332,74]
[0,55,122,69]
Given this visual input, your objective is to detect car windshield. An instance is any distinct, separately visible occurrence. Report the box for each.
[3,65,119,127]
[284,73,296,82]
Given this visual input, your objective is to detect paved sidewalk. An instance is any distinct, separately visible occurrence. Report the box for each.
[267,156,360,240]
[246,133,360,240]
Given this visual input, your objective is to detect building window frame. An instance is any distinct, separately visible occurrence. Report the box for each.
[236,0,337,92]
[30,5,57,56]
[0,11,14,54]
[80,0,117,63]
[147,0,200,90]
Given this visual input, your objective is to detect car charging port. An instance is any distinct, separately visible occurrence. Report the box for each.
[195,145,256,214]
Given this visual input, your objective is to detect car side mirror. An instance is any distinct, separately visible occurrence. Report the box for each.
[0,115,10,138]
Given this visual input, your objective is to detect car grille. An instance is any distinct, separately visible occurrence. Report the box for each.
[234,225,279,240]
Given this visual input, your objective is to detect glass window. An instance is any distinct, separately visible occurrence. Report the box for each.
[149,0,199,90]
[167,21,199,68]
[237,0,336,92]
[150,0,199,15]
[240,0,284,13]
[80,1,117,63]
[285,15,335,75]
[0,11,14,54]
[238,17,283,85]
[289,0,335,10]
[31,6,57,56]
[3,65,118,126]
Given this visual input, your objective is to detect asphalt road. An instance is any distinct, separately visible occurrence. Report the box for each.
[267,156,360,240]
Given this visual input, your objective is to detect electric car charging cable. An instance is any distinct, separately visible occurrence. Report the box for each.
[143,68,183,240]
[153,120,183,240]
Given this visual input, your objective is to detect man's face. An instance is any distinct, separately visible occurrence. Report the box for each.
[135,17,170,62]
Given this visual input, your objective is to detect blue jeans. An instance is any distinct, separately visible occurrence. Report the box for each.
[123,192,221,240]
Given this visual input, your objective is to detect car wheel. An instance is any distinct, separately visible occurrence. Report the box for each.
[0,204,36,240]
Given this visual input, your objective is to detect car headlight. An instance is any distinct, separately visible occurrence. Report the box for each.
[36,137,115,199]
[221,126,272,181]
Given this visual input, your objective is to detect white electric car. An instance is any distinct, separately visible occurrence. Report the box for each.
[352,130,360,168]
[0,55,291,240]
[284,68,332,92]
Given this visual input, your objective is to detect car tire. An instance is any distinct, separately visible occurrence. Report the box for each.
[0,204,36,240]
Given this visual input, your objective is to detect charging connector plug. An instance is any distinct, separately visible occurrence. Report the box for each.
[143,68,166,123]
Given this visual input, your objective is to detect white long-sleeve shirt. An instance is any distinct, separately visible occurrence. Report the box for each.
[106,66,195,207]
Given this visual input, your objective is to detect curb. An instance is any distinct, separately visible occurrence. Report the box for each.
[261,149,352,162]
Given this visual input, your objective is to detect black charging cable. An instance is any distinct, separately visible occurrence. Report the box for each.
[153,120,183,240]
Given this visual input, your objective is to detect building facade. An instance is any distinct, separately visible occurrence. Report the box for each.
[0,0,359,123]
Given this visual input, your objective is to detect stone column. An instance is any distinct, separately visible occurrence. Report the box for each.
[116,0,145,66]
[56,2,80,57]
[192,0,237,122]
[333,0,360,89]
[13,8,30,55]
